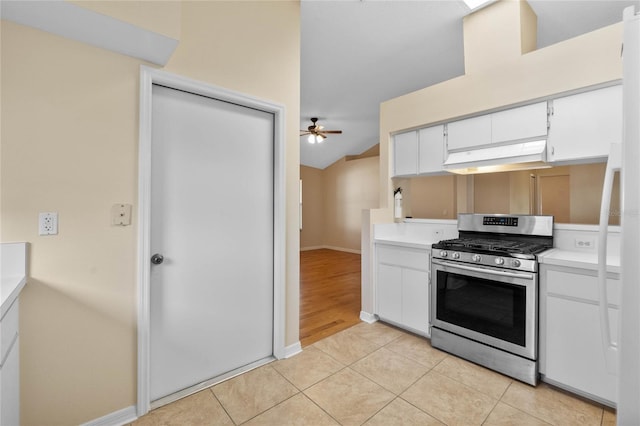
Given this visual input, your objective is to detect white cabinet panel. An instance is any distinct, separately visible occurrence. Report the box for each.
[491,102,548,144]
[1,337,19,426]
[545,297,618,404]
[546,269,620,306]
[0,301,20,426]
[393,131,418,177]
[401,269,429,334]
[548,85,622,163]
[418,125,445,174]
[0,301,18,361]
[540,264,619,405]
[375,244,430,336]
[377,264,402,324]
[377,245,429,270]
[447,114,491,150]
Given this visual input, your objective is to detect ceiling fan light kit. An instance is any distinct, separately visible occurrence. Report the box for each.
[307,134,326,144]
[300,117,342,144]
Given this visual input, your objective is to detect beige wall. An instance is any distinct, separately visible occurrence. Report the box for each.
[300,165,324,248]
[0,2,300,425]
[323,157,379,252]
[300,156,380,252]
[412,164,620,225]
[474,173,511,214]
[405,175,457,219]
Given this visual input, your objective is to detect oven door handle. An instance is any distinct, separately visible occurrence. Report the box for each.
[432,259,535,280]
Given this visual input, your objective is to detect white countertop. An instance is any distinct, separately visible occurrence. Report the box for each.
[374,236,435,250]
[373,221,621,273]
[538,248,620,274]
[374,221,458,250]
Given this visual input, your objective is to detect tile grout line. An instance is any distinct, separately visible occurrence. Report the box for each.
[207,387,237,426]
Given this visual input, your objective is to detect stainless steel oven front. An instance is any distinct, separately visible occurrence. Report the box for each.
[430,257,538,384]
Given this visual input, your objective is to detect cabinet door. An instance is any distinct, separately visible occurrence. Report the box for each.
[491,102,548,144]
[377,264,402,324]
[393,131,418,176]
[1,338,19,426]
[545,296,618,404]
[401,268,430,335]
[418,125,445,174]
[548,85,622,162]
[447,114,491,151]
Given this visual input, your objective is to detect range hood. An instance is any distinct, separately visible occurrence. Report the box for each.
[443,140,549,174]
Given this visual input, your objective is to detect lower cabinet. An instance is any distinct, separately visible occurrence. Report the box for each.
[375,244,430,336]
[540,264,619,406]
[1,298,20,426]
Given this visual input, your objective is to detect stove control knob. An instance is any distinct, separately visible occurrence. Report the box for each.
[440,251,448,257]
[495,257,504,265]
[512,259,521,267]
[472,254,482,262]
[452,252,460,259]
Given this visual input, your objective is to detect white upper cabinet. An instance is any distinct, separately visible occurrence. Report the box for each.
[393,130,418,177]
[447,114,492,150]
[447,102,547,151]
[491,102,548,144]
[418,125,445,174]
[547,85,622,163]
[393,125,445,177]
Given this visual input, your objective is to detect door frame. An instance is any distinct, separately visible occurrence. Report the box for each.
[136,66,286,416]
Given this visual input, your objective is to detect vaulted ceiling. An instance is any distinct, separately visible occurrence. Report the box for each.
[300,0,639,169]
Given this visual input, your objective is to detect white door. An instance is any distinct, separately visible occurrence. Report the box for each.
[149,84,274,402]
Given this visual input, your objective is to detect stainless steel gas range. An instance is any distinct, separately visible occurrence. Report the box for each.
[430,213,553,385]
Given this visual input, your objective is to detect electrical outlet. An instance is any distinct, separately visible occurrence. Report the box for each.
[39,212,58,236]
[574,237,595,249]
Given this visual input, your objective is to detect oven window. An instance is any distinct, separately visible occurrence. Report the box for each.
[436,270,526,346]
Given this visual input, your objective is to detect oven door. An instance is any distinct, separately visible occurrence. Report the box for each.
[431,258,537,360]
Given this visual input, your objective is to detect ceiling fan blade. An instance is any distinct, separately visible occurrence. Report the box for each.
[300,131,311,136]
[321,130,342,134]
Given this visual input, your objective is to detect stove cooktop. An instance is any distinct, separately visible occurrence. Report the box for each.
[432,237,551,258]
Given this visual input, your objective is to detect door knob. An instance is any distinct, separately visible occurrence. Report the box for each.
[151,253,164,265]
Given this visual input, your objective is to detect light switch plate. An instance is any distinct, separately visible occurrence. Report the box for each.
[111,204,132,226]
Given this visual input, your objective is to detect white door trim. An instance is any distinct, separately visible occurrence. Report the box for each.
[136,66,286,416]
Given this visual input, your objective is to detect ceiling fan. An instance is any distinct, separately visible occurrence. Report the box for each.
[300,117,342,144]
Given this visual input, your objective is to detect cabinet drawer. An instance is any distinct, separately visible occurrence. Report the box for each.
[1,300,19,363]
[546,269,620,306]
[377,245,429,271]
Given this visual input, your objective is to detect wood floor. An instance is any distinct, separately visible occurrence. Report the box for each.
[300,249,362,347]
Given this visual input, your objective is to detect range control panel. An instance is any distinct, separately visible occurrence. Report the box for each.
[483,216,519,227]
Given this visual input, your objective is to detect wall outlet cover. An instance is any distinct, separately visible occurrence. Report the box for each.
[39,212,58,235]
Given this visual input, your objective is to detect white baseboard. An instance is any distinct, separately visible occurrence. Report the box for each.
[360,311,378,324]
[300,245,361,254]
[283,341,302,358]
[324,245,361,254]
[80,405,137,426]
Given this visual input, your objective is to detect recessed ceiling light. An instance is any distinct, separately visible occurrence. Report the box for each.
[463,0,495,12]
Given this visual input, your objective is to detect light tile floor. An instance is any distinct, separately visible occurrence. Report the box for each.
[130,322,616,426]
